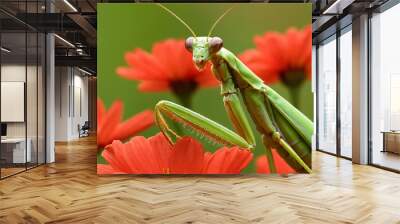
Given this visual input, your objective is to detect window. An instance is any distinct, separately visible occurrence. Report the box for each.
[0,2,46,179]
[370,3,400,171]
[317,35,337,154]
[339,27,352,158]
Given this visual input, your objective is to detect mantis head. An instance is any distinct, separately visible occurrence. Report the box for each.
[157,4,233,71]
[185,36,223,71]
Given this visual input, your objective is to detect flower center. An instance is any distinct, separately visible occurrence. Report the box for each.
[280,70,306,88]
[170,80,198,95]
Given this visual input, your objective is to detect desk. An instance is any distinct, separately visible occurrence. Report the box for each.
[1,138,31,163]
[382,131,400,154]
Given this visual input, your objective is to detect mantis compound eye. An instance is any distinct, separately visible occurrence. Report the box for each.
[209,37,223,54]
[185,37,195,52]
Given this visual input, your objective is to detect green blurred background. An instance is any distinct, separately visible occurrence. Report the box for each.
[98,3,312,173]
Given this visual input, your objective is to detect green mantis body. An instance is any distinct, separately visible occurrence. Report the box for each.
[155,5,313,173]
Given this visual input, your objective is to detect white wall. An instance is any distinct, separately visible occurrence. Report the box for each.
[55,67,89,141]
[1,65,36,138]
[55,67,69,141]
[1,63,46,164]
[72,73,89,138]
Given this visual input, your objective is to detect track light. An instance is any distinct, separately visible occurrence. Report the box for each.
[78,67,93,76]
[1,47,11,53]
[54,34,75,48]
[322,0,354,15]
[63,0,78,12]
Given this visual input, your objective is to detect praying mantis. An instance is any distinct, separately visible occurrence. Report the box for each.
[154,4,313,173]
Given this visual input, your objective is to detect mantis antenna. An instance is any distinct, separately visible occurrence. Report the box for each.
[208,6,235,37]
[156,3,197,38]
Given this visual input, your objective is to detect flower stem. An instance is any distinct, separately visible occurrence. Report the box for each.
[176,92,193,109]
[288,85,301,109]
[170,80,197,109]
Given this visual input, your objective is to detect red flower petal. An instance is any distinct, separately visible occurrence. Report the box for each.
[97,100,123,148]
[138,81,170,92]
[241,25,311,84]
[101,133,255,174]
[114,110,154,141]
[148,133,173,172]
[97,99,106,128]
[168,137,205,174]
[254,32,288,71]
[97,164,123,174]
[239,50,279,84]
[116,67,152,81]
[256,149,295,174]
[102,136,162,174]
[102,140,137,173]
[117,39,219,93]
[152,39,195,80]
[97,98,154,149]
[102,134,175,174]
[125,136,165,174]
[204,147,253,174]
[125,49,167,79]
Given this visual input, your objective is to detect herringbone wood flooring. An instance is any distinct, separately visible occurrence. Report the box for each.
[1,136,400,224]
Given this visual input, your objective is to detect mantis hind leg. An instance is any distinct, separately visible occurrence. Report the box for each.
[271,107,311,171]
[261,134,278,173]
[264,131,311,173]
[240,88,281,173]
[241,88,311,173]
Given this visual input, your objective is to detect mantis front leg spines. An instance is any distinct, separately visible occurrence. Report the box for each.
[155,4,313,173]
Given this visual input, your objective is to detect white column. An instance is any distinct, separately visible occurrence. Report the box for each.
[46,32,55,163]
[352,14,369,164]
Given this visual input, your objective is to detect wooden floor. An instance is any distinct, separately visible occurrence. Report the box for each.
[373,151,400,171]
[1,167,26,177]
[0,136,400,224]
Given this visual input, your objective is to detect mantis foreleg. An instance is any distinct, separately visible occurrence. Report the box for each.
[154,100,253,150]
[212,59,256,148]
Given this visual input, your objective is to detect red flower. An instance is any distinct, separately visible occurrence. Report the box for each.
[255,149,295,174]
[97,133,253,174]
[116,39,218,93]
[97,98,154,148]
[240,25,312,86]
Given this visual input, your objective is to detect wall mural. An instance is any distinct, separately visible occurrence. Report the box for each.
[97,3,312,175]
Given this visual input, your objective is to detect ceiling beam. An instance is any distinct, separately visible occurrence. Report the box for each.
[55,55,96,70]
